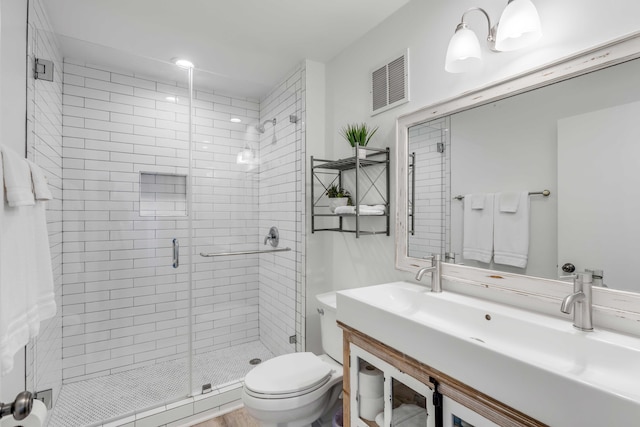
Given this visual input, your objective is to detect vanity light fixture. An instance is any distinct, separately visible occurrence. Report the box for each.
[230,118,242,123]
[445,0,542,73]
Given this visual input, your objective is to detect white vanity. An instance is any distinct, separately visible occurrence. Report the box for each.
[337,282,640,426]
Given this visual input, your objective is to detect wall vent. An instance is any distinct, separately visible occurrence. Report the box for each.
[370,50,409,116]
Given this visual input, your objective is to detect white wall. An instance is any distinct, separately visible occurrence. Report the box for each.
[312,0,640,339]
[303,60,328,356]
[0,0,27,403]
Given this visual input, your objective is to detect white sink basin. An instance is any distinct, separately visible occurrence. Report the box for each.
[337,281,640,426]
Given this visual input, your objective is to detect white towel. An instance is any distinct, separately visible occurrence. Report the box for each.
[334,205,385,215]
[0,146,35,207]
[499,191,520,213]
[0,155,56,375]
[470,193,485,209]
[494,191,530,268]
[334,206,355,215]
[358,204,386,215]
[463,193,494,263]
[26,159,53,200]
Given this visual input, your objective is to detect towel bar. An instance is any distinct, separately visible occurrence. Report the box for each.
[200,247,291,257]
[453,189,550,201]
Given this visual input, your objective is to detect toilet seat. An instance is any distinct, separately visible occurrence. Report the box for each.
[244,352,334,399]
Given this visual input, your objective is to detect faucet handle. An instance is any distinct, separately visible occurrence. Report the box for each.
[264,226,279,247]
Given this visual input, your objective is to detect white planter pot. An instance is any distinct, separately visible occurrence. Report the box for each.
[328,197,348,213]
[357,147,367,159]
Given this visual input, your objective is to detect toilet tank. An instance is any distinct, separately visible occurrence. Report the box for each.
[315,291,343,364]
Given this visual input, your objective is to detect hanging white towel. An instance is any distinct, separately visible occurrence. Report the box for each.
[0,146,35,207]
[470,193,485,209]
[463,193,494,263]
[494,191,530,268]
[0,152,56,375]
[499,191,520,213]
[26,159,53,200]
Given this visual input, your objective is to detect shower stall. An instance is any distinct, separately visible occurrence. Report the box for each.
[25,2,306,425]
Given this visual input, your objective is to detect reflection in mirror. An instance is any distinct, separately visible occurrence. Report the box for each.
[407,57,640,292]
[407,117,449,259]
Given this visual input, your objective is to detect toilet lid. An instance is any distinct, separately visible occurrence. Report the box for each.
[244,352,333,395]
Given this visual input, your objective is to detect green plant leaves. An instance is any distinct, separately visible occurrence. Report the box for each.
[339,123,378,147]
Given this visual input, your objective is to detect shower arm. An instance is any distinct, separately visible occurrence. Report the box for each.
[256,118,277,133]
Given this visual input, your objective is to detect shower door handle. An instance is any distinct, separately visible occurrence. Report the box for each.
[172,238,179,268]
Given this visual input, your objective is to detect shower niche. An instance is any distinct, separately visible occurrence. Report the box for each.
[139,172,188,217]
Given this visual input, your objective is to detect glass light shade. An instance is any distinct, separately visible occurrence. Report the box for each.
[445,25,482,73]
[495,0,542,51]
[236,148,259,165]
[174,59,195,69]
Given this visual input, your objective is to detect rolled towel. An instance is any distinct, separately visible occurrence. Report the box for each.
[0,145,35,207]
[26,159,53,200]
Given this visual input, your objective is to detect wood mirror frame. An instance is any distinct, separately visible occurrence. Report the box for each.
[395,32,640,335]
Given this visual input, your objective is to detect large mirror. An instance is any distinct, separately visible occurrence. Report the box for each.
[398,33,640,295]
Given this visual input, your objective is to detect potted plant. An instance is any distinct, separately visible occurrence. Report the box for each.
[340,123,378,159]
[326,184,352,213]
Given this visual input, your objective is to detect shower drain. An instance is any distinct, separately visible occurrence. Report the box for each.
[249,358,262,365]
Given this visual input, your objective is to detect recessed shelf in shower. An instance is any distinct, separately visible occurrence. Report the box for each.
[139,172,188,217]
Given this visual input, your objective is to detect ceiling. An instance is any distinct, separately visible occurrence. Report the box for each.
[44,0,411,98]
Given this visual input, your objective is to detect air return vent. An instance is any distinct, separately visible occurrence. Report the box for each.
[370,50,409,116]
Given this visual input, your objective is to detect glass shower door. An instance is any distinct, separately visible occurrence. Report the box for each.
[28,35,194,425]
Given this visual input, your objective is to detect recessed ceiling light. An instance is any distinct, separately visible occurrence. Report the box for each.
[230,118,242,123]
[174,58,194,69]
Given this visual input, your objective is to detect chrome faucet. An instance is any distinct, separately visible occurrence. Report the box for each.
[415,254,442,293]
[560,272,593,331]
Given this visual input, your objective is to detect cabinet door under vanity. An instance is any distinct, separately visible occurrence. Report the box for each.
[340,323,546,427]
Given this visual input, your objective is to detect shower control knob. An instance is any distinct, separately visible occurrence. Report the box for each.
[561,263,576,273]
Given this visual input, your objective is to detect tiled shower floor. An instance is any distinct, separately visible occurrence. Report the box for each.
[47,341,274,427]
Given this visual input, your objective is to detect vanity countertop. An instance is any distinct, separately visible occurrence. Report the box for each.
[337,281,640,426]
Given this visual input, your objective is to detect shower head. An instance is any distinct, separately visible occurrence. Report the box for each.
[256,118,276,133]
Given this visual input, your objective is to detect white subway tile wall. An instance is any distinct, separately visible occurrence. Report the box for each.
[26,0,64,404]
[407,117,449,258]
[257,65,305,357]
[60,59,291,383]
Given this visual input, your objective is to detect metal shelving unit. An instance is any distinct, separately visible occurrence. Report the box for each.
[311,146,390,238]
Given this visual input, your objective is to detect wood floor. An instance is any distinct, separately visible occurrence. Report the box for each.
[192,407,260,427]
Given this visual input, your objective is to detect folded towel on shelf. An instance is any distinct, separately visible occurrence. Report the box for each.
[26,159,53,200]
[0,145,35,207]
[334,206,355,215]
[334,205,386,215]
[359,204,386,214]
[498,191,521,213]
[463,193,494,263]
[494,191,530,268]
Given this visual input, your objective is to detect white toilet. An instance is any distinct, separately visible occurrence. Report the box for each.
[242,291,343,427]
